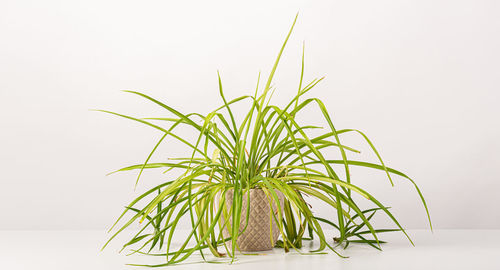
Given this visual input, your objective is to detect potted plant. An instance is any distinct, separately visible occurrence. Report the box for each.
[98,14,431,266]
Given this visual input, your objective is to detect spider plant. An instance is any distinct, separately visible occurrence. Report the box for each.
[98,14,431,267]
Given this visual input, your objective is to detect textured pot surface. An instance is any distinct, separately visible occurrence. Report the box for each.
[220,188,284,252]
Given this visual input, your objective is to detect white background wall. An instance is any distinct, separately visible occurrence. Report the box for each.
[1,0,499,230]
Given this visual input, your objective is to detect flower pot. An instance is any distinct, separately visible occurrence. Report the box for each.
[218,188,284,252]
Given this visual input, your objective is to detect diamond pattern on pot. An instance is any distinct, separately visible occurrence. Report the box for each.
[219,188,284,252]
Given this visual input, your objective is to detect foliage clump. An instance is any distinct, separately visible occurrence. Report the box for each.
[99,14,431,267]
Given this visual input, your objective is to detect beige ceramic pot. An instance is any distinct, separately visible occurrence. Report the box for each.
[219,188,284,252]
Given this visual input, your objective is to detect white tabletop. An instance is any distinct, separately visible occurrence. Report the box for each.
[1,229,498,269]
